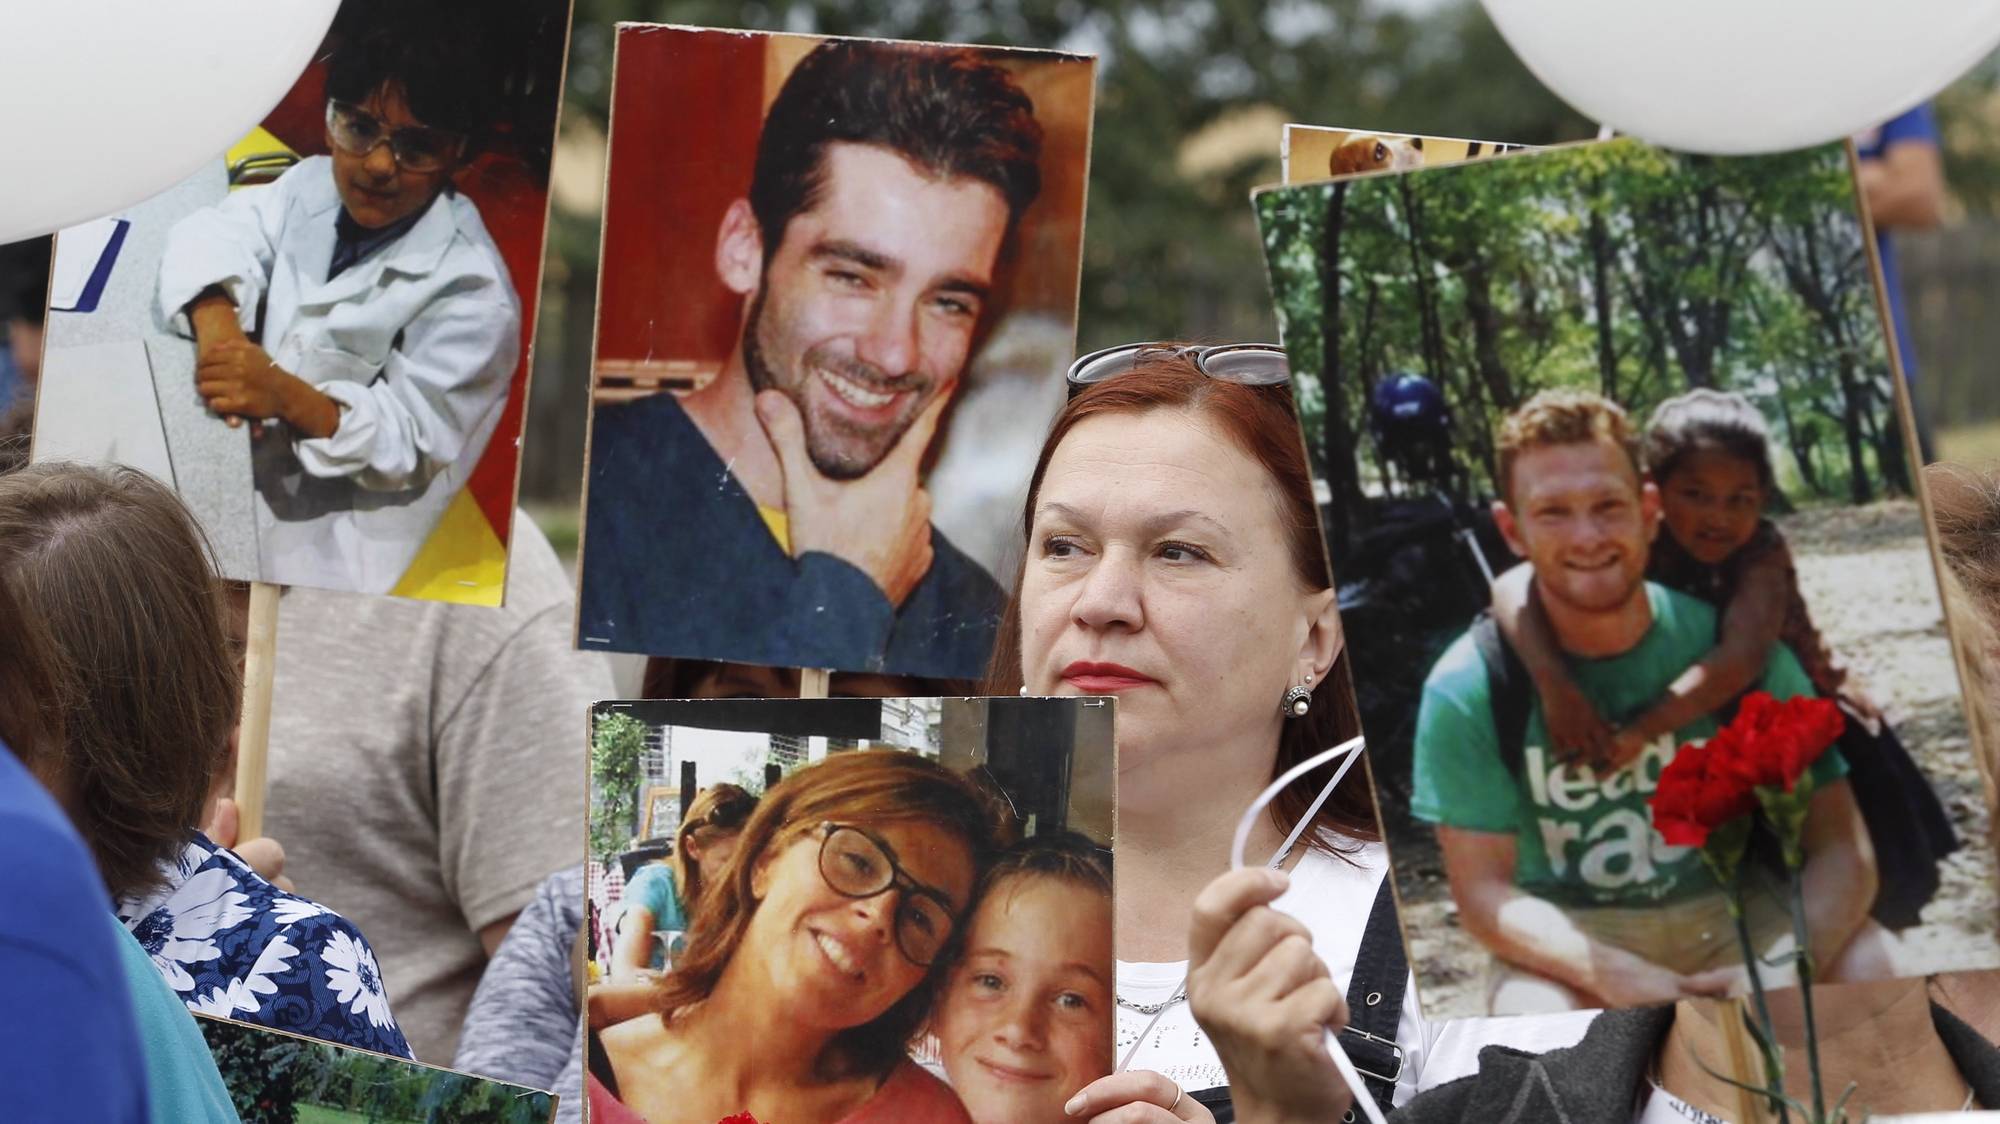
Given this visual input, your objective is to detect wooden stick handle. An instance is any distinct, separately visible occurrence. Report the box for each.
[1714,996,1777,1124]
[234,581,281,839]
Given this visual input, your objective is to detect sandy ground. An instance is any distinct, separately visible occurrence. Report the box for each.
[1395,499,2000,1018]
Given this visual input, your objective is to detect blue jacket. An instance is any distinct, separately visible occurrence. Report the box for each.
[578,392,1003,678]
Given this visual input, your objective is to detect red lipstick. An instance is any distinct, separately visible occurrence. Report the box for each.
[1060,661,1156,692]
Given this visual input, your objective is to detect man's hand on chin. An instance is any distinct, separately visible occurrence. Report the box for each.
[755,385,954,607]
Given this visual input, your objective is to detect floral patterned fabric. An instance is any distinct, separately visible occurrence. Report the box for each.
[116,831,412,1058]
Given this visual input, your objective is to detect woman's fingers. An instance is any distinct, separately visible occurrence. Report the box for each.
[1235,930,1331,1005]
[1188,866,1290,964]
[1198,903,1313,988]
[1065,1070,1192,1119]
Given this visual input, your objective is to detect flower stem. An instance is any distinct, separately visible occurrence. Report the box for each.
[1729,889,1790,1124]
[1788,866,1826,1122]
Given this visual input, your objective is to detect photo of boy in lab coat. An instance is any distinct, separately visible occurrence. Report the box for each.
[156,29,520,594]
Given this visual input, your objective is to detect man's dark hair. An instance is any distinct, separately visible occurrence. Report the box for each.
[748,40,1045,260]
[324,23,496,142]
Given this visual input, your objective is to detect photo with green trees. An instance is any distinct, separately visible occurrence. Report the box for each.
[1254,138,1995,1017]
[197,1016,555,1124]
[1258,137,1910,558]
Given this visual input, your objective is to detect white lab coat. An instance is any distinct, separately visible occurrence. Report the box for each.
[157,155,520,594]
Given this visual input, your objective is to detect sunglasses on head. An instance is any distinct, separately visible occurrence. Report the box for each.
[1065,342,1290,389]
[324,99,467,174]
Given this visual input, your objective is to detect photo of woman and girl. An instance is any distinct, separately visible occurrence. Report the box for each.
[586,743,1113,1123]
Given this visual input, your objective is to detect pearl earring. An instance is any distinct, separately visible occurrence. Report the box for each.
[1282,684,1312,717]
[1018,685,1029,697]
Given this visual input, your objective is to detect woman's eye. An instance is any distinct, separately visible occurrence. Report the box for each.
[1055,990,1090,1012]
[843,851,877,876]
[1042,535,1083,559]
[973,972,1004,992]
[1158,541,1208,563]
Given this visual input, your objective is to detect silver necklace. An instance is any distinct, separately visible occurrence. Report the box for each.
[1115,981,1187,1016]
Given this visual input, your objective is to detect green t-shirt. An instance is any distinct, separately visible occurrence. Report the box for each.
[1410,582,1847,908]
[622,862,689,969]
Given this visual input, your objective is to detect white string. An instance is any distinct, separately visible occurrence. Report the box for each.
[1114,737,1370,1076]
[1228,735,1389,1124]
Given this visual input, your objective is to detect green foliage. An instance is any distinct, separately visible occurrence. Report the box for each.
[198,1021,338,1124]
[1258,138,1910,530]
[591,710,650,863]
[557,0,1596,352]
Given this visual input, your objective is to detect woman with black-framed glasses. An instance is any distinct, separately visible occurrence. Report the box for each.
[587,749,1013,1123]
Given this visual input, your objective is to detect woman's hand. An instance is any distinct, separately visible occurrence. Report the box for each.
[1063,1071,1216,1122]
[1186,867,1355,1124]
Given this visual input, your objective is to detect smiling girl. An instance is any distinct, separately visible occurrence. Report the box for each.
[935,831,1113,1124]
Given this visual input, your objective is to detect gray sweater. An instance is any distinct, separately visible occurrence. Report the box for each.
[451,866,584,1124]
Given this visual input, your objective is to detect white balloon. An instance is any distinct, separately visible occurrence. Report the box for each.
[1481,0,2000,154]
[0,0,341,243]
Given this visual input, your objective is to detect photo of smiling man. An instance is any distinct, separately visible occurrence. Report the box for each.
[577,29,1093,677]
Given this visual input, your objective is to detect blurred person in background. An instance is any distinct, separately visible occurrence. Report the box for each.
[0,462,412,1057]
[0,237,49,470]
[608,783,758,980]
[0,513,152,1124]
[260,502,613,1063]
[1855,103,1946,459]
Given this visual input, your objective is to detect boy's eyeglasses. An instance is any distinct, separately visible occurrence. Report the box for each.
[1065,342,1290,388]
[325,100,466,174]
[816,823,958,968]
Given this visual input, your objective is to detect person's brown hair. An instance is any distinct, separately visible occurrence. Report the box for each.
[1924,461,2000,801]
[1496,388,1643,505]
[669,783,758,910]
[982,350,1379,852]
[0,558,61,770]
[972,829,1110,904]
[0,463,239,901]
[655,750,1012,1078]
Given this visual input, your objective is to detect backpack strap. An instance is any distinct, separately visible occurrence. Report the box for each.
[1471,610,1533,778]
[1338,874,1410,1116]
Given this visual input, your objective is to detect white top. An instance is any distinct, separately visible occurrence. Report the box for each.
[156,156,521,593]
[1116,841,1429,1106]
[1115,839,1602,1109]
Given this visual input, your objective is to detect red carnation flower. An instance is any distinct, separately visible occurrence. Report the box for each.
[1649,734,1757,848]
[1713,692,1843,793]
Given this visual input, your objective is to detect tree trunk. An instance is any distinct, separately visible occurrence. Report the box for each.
[1462,254,1516,413]
[1317,183,1365,556]
[1588,203,1620,398]
[1398,178,1448,385]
